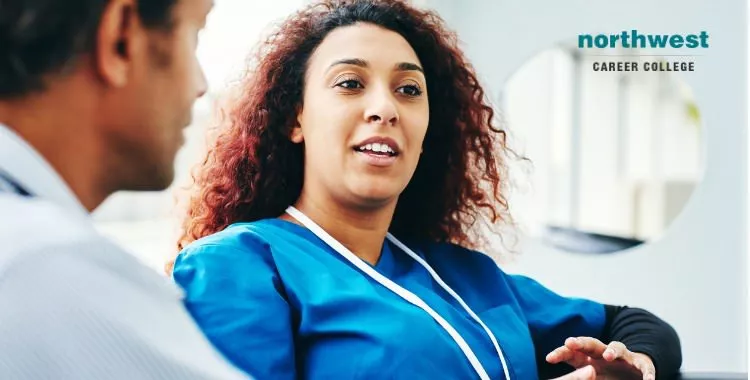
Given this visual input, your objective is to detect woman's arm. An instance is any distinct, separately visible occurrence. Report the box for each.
[537,304,682,379]
[494,270,681,379]
[600,305,682,377]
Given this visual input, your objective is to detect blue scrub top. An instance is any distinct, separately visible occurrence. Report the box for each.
[172,219,606,379]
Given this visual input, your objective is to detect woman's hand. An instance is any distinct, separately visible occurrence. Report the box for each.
[546,337,656,380]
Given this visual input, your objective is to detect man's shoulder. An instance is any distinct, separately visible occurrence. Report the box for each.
[0,194,97,257]
[0,194,181,297]
[0,199,249,379]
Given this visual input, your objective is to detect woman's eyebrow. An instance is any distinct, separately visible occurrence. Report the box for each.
[326,58,424,74]
[327,58,368,73]
[395,62,423,73]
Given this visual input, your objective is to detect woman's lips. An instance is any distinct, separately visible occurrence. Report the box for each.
[354,150,398,167]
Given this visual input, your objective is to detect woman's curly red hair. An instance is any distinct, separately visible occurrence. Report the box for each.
[173,0,516,267]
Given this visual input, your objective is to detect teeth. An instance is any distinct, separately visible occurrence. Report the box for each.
[357,142,396,154]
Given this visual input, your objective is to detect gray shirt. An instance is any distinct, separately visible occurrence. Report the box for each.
[0,124,250,379]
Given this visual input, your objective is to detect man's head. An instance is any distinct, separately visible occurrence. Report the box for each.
[0,0,212,195]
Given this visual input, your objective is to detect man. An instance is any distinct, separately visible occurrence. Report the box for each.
[0,0,249,378]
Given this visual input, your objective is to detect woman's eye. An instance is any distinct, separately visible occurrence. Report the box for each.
[336,79,363,89]
[398,85,422,97]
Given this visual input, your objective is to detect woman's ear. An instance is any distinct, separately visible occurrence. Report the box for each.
[290,105,304,143]
[290,125,304,143]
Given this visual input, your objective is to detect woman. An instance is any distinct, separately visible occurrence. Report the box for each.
[170,0,681,379]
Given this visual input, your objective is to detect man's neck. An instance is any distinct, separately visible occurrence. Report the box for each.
[285,190,397,266]
[0,90,108,212]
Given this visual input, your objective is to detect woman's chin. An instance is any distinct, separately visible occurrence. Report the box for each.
[348,185,401,205]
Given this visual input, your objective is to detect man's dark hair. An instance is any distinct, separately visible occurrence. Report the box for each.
[0,0,178,98]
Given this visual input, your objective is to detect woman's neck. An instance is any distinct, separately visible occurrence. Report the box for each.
[282,191,397,266]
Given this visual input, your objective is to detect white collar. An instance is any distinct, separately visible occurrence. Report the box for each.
[0,123,89,217]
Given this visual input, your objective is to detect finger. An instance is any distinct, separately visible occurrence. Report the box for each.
[633,355,656,380]
[546,346,575,364]
[547,346,593,368]
[602,340,629,361]
[551,365,596,380]
[565,336,607,358]
[547,346,590,364]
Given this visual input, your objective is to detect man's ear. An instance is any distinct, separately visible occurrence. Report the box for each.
[95,0,144,87]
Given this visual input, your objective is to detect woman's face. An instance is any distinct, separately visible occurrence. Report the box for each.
[292,23,429,208]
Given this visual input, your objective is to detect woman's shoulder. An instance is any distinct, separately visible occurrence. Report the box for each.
[175,218,303,269]
[182,218,302,251]
[171,220,295,317]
